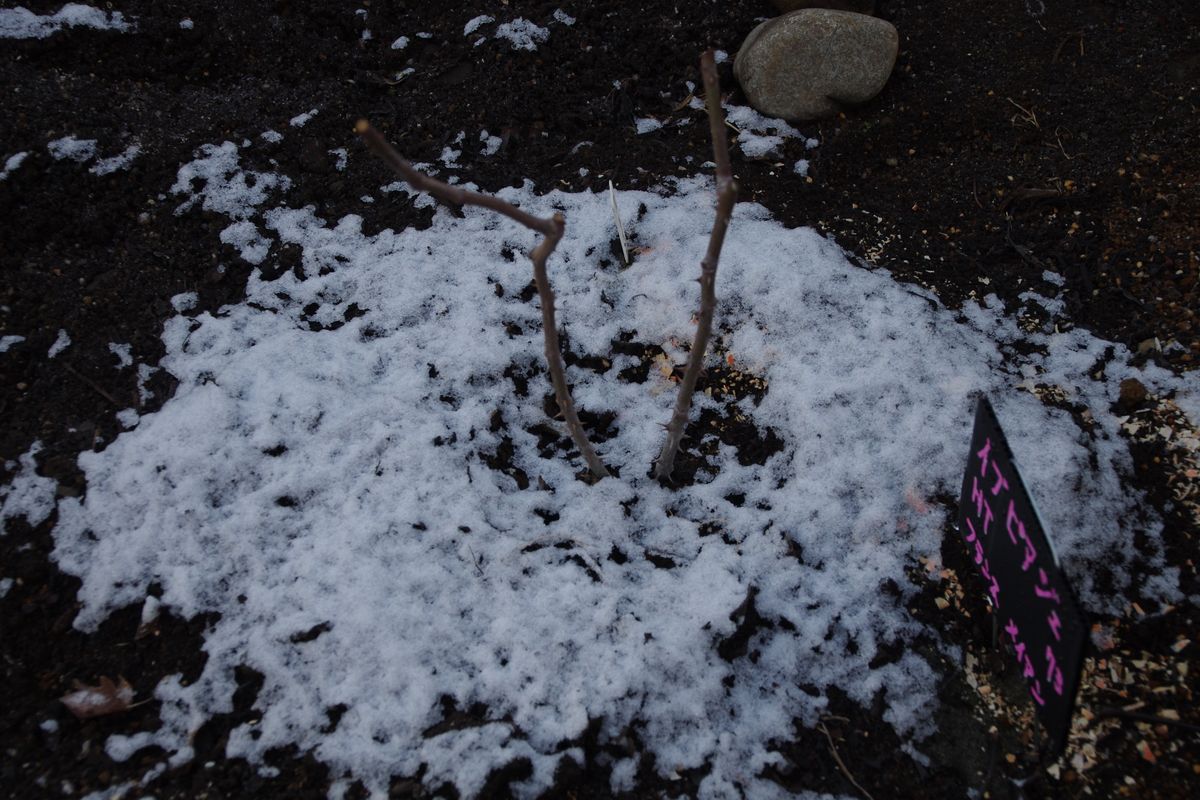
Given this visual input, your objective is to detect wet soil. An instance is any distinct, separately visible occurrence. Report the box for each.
[2,1,1198,798]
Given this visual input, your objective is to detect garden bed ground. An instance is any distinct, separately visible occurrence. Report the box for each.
[1,1,1198,799]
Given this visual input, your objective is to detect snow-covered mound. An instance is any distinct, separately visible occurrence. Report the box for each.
[28,140,1196,798]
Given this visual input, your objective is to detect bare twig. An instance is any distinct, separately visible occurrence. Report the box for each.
[63,363,118,406]
[817,721,875,800]
[1094,706,1200,734]
[654,51,737,481]
[356,121,609,480]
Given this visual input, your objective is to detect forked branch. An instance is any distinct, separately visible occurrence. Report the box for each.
[653,51,738,482]
[356,121,610,480]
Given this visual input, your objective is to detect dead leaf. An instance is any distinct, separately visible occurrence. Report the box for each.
[904,486,930,515]
[60,676,135,719]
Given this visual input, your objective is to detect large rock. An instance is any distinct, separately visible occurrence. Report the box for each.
[771,0,876,13]
[734,9,899,121]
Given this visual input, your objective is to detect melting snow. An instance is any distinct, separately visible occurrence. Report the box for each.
[0,3,132,39]
[108,342,133,369]
[1,151,30,181]
[48,136,99,163]
[635,118,664,135]
[90,143,141,176]
[24,133,1196,798]
[479,131,502,156]
[494,18,548,51]
[289,109,319,128]
[463,15,493,36]
[329,148,349,172]
[47,329,71,358]
[0,97,1185,800]
[1,443,57,529]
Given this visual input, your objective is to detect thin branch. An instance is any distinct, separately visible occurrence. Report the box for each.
[817,721,875,800]
[63,363,119,406]
[1094,706,1200,734]
[654,51,737,482]
[355,121,609,479]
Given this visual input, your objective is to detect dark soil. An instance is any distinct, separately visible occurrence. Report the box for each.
[2,1,1198,798]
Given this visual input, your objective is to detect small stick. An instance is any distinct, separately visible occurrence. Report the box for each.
[63,363,119,406]
[817,721,875,800]
[1094,706,1200,734]
[654,51,737,481]
[355,121,609,479]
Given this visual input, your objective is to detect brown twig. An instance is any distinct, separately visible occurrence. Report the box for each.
[1094,706,1200,734]
[654,51,737,482]
[355,121,609,479]
[817,721,875,800]
[62,363,118,406]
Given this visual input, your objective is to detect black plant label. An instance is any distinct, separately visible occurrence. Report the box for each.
[957,396,1087,755]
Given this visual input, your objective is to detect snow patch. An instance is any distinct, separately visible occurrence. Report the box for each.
[390,35,409,50]
[463,15,493,36]
[494,18,548,51]
[479,131,502,157]
[635,118,664,135]
[48,136,98,163]
[171,141,291,220]
[90,143,141,176]
[2,443,57,530]
[48,159,1198,798]
[220,220,272,264]
[0,4,132,39]
[47,329,70,358]
[170,292,198,312]
[0,151,30,181]
[0,335,25,353]
[108,342,133,369]
[289,109,318,128]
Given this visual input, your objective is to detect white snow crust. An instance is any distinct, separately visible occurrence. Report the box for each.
[33,139,1199,799]
[47,328,70,358]
[494,18,548,51]
[2,443,57,529]
[463,15,493,36]
[635,118,664,135]
[290,109,319,128]
[90,143,141,176]
[48,136,99,163]
[702,100,810,160]
[0,151,30,181]
[108,342,133,368]
[0,4,132,39]
[479,131,502,156]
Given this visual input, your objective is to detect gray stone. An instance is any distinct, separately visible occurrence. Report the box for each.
[734,9,899,121]
[771,0,875,14]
